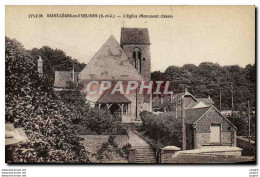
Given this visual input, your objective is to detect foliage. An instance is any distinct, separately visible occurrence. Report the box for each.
[226,112,256,137]
[30,46,85,86]
[140,111,182,148]
[153,62,256,111]
[97,135,128,163]
[77,108,127,135]
[57,82,128,135]
[5,37,88,163]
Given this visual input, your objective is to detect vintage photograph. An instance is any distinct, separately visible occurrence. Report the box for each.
[5,5,255,164]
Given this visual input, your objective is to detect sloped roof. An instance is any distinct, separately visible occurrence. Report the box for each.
[163,107,211,124]
[120,28,150,46]
[161,106,236,129]
[79,35,142,81]
[186,101,208,109]
[171,93,185,103]
[97,86,131,103]
[54,71,80,88]
[185,107,212,124]
[197,98,214,105]
[153,91,197,105]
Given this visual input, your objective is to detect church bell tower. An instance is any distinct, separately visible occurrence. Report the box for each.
[120,28,151,81]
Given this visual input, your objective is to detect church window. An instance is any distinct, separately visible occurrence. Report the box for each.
[133,48,142,74]
[133,51,136,59]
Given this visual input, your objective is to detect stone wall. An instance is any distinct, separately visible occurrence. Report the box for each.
[196,133,211,146]
[237,136,255,156]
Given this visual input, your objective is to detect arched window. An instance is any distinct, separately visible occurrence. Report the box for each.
[133,48,141,73]
[138,51,141,73]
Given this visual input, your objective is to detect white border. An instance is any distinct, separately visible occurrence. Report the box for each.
[0,1,258,177]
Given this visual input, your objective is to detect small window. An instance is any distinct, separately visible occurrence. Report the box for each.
[133,51,136,59]
[138,51,141,59]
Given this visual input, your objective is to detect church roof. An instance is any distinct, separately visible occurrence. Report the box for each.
[97,85,131,103]
[120,28,150,46]
[79,35,143,82]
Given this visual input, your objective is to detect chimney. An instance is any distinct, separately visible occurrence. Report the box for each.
[181,97,186,150]
[184,88,188,95]
[38,56,43,77]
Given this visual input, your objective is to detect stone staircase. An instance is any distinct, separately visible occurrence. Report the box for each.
[133,146,156,163]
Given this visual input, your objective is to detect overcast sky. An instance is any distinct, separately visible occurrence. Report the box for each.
[6,5,255,71]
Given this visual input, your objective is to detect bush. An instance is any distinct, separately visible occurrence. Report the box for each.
[140,111,182,148]
[57,82,128,136]
[77,108,127,135]
[97,135,128,162]
[5,37,88,163]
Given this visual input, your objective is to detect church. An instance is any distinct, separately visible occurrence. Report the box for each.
[78,28,152,122]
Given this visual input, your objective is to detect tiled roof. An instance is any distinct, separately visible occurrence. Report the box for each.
[171,107,211,124]
[185,107,212,124]
[97,85,131,103]
[197,98,214,105]
[120,28,150,45]
[54,71,80,88]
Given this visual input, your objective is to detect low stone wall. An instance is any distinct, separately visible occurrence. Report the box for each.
[237,136,255,156]
[160,146,181,163]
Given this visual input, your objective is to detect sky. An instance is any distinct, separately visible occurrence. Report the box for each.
[6,5,255,72]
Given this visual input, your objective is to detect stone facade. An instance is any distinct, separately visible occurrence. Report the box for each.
[121,44,151,81]
[120,28,151,82]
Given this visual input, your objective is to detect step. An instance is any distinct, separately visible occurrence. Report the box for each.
[136,152,154,154]
[135,157,156,159]
[135,155,155,157]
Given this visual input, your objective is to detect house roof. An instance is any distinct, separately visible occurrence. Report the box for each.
[96,84,131,103]
[54,71,80,88]
[185,107,212,124]
[79,35,142,82]
[164,107,211,123]
[171,93,185,103]
[120,28,150,46]
[186,101,208,109]
[197,98,214,105]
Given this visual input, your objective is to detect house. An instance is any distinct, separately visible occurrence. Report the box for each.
[53,70,80,91]
[78,28,152,122]
[185,106,237,149]
[152,88,214,112]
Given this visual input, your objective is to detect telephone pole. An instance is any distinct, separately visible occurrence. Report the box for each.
[219,89,222,111]
[181,97,186,150]
[231,82,234,124]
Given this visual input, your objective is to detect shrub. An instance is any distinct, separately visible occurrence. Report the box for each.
[77,108,127,135]
[140,111,182,148]
[5,37,88,163]
[97,135,128,162]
